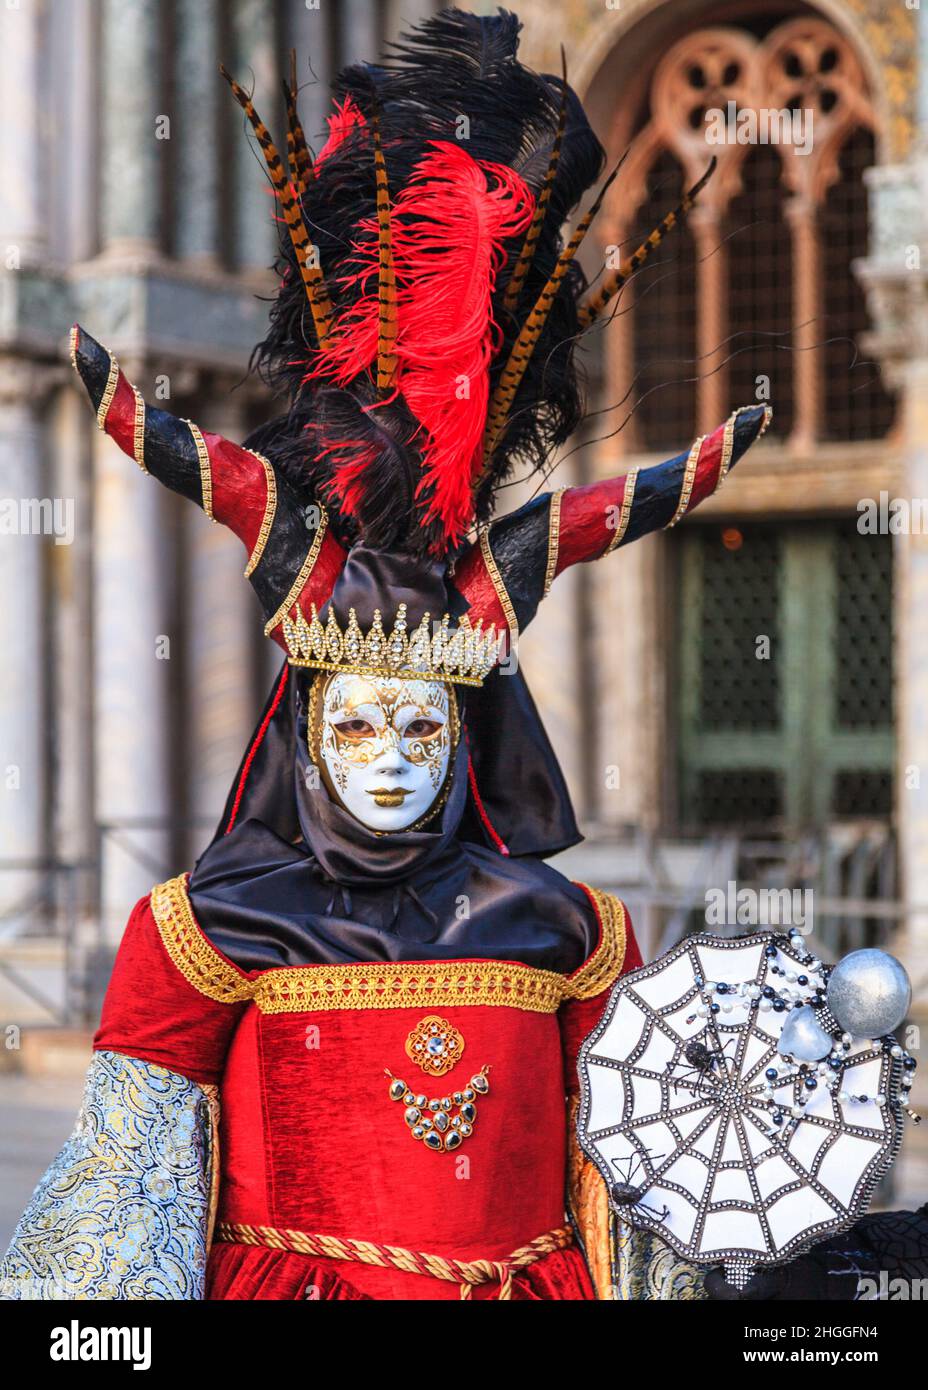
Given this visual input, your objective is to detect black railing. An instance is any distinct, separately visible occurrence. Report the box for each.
[0,816,216,1025]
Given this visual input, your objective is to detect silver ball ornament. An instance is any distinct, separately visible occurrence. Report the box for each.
[826,949,912,1039]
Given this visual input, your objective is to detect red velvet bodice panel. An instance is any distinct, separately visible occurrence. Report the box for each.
[218,996,567,1274]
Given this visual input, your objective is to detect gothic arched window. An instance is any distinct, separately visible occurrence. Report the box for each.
[601,13,894,453]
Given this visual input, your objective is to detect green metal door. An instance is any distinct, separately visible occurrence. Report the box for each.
[677,520,893,834]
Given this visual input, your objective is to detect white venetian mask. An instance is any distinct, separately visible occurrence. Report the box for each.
[309,672,457,832]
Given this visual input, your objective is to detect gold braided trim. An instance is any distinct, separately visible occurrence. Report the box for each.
[185,419,215,523]
[150,876,255,1005]
[96,351,120,431]
[253,957,567,1016]
[243,451,277,578]
[131,387,149,474]
[606,467,639,553]
[718,409,737,489]
[564,886,627,1001]
[666,435,704,529]
[263,509,329,637]
[149,873,628,1015]
[543,488,567,598]
[718,403,773,483]
[479,525,519,644]
[216,1221,573,1300]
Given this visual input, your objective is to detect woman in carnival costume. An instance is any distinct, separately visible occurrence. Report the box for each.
[2,8,779,1301]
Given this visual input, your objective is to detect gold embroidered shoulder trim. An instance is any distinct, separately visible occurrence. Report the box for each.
[606,467,639,553]
[718,403,773,484]
[479,524,519,643]
[263,508,329,637]
[543,488,567,598]
[666,437,704,529]
[186,419,215,522]
[253,958,566,1015]
[243,451,277,578]
[96,351,120,431]
[150,875,255,1005]
[564,887,627,1001]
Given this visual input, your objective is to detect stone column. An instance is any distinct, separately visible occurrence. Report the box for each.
[0,1,51,929]
[590,508,665,836]
[92,2,173,938]
[786,196,823,453]
[692,207,728,435]
[0,361,51,925]
[855,3,928,999]
[184,391,261,855]
[287,0,333,152]
[0,0,45,266]
[92,379,173,941]
[231,0,277,276]
[896,0,928,996]
[49,388,95,888]
[174,0,221,269]
[385,0,435,41]
[896,360,928,995]
[589,297,665,834]
[341,0,378,65]
[99,0,162,256]
[48,0,97,265]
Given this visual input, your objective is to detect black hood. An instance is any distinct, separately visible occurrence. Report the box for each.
[188,667,595,974]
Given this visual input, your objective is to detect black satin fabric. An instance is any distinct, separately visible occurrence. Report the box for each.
[190,538,588,974]
[456,665,580,856]
[190,704,596,973]
[318,544,466,629]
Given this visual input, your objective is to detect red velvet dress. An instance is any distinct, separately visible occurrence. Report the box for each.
[94,874,640,1300]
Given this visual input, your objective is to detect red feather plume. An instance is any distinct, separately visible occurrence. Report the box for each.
[316,96,368,168]
[308,140,533,547]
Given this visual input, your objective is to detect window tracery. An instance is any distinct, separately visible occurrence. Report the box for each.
[604,15,894,452]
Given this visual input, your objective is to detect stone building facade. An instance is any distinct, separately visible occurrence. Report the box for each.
[0,0,924,1014]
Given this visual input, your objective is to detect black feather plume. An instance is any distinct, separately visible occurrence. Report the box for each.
[247,7,605,554]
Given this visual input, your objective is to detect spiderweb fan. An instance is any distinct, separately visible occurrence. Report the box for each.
[577,933,908,1290]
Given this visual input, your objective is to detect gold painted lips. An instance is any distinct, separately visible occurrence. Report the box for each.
[367,786,413,808]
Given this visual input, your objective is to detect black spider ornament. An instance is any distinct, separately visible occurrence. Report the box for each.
[609,1152,670,1224]
[668,1035,737,1098]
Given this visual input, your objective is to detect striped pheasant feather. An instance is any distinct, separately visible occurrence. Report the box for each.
[284,51,314,199]
[577,158,717,328]
[372,105,399,393]
[502,49,568,315]
[220,65,333,348]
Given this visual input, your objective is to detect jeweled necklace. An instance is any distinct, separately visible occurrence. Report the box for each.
[385,1066,490,1153]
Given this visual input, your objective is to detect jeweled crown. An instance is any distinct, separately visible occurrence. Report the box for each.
[281,602,503,687]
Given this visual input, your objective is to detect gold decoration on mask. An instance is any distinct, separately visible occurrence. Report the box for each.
[306,672,460,834]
